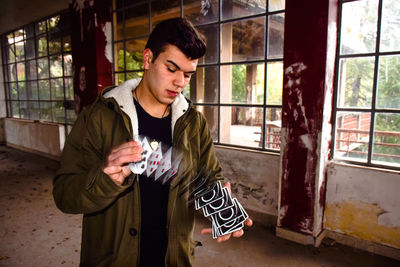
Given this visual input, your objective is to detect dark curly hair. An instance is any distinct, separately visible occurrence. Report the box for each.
[145,17,207,61]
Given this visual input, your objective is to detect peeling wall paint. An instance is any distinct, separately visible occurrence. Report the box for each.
[103,22,113,64]
[325,163,400,249]
[215,147,280,216]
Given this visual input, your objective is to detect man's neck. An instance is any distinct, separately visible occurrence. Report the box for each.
[134,81,170,119]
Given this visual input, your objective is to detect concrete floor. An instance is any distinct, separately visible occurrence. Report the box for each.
[0,145,399,267]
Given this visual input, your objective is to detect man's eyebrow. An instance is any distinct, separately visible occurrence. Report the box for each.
[167,60,196,74]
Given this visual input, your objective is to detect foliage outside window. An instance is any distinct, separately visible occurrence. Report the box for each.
[333,0,400,168]
[113,0,285,151]
[1,10,75,133]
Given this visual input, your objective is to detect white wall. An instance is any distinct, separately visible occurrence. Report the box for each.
[4,118,65,159]
[324,162,400,249]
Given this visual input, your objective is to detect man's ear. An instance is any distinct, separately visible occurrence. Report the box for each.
[143,48,153,69]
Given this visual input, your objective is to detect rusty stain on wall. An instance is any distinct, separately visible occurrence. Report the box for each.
[325,198,400,249]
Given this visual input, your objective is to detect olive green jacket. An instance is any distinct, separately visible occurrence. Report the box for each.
[53,79,222,266]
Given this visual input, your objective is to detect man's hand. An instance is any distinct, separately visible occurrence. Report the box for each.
[200,182,253,242]
[103,141,143,186]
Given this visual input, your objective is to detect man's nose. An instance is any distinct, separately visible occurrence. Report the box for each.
[173,72,186,88]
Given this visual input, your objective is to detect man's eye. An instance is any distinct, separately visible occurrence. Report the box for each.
[184,74,191,78]
[167,67,176,73]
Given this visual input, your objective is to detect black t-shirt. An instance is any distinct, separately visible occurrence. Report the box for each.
[134,98,171,267]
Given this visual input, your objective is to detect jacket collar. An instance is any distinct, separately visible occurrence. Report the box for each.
[102,78,189,141]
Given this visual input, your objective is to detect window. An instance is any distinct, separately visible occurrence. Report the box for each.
[113,0,285,151]
[333,0,400,168]
[1,10,75,133]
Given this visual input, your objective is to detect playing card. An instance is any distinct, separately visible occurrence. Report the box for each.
[202,187,234,217]
[214,221,244,237]
[129,136,153,175]
[162,151,183,184]
[146,141,163,177]
[154,147,172,180]
[210,198,245,228]
[195,181,224,210]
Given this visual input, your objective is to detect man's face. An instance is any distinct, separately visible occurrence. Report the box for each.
[143,44,198,105]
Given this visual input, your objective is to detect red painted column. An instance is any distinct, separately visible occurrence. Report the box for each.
[277,0,338,242]
[70,0,113,113]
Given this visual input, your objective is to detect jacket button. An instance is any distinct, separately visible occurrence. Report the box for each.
[129,228,137,236]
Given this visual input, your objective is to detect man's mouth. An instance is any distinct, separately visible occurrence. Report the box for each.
[167,90,179,97]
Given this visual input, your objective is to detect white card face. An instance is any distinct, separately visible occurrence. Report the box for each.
[154,147,172,180]
[129,136,153,174]
[146,141,163,177]
[162,152,183,184]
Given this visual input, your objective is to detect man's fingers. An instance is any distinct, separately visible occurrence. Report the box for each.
[108,154,142,167]
[108,142,143,163]
[232,229,244,238]
[244,218,253,227]
[217,233,231,243]
[224,182,231,193]
[201,228,212,235]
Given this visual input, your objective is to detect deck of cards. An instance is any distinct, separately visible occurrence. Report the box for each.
[194,181,249,239]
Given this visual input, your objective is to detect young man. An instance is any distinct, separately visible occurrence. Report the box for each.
[53,17,252,266]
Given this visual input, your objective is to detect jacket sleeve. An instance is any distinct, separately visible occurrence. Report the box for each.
[52,104,133,214]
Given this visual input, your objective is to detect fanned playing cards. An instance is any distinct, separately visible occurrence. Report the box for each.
[194,181,249,239]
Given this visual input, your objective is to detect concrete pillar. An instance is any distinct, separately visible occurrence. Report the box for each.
[277,0,338,245]
[70,0,113,112]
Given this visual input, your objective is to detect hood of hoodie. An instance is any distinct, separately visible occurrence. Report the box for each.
[102,78,189,141]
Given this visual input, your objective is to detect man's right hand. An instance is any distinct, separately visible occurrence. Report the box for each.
[103,141,143,186]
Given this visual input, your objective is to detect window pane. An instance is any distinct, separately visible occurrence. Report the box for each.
[64,54,73,76]
[187,66,218,104]
[6,45,16,63]
[115,42,125,72]
[8,64,17,82]
[20,101,29,119]
[48,16,61,32]
[29,101,40,120]
[14,29,25,42]
[67,109,77,124]
[221,17,265,62]
[376,55,400,109]
[37,36,48,56]
[221,63,264,104]
[222,0,266,20]
[195,105,218,141]
[197,24,218,64]
[114,10,124,41]
[126,71,143,81]
[28,81,39,100]
[26,38,36,59]
[126,39,145,71]
[115,73,126,85]
[63,36,72,52]
[152,0,180,28]
[183,0,218,25]
[10,83,18,100]
[340,0,378,55]
[265,107,281,150]
[7,33,14,44]
[38,80,50,100]
[125,4,149,38]
[380,0,400,52]
[17,62,25,81]
[25,24,34,39]
[50,55,63,77]
[220,106,263,148]
[64,78,74,100]
[51,78,64,100]
[269,0,285,12]
[373,113,400,167]
[40,101,51,121]
[36,21,47,35]
[266,61,283,105]
[49,38,62,54]
[26,60,37,80]
[11,101,20,118]
[337,57,374,108]
[335,112,371,162]
[38,58,49,79]
[15,41,25,61]
[52,101,65,123]
[268,13,284,59]
[18,82,27,100]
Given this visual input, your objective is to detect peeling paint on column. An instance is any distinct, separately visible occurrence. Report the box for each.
[103,22,113,64]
